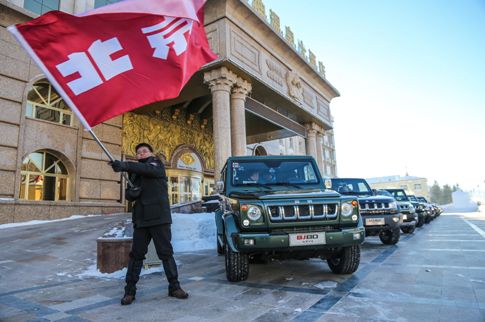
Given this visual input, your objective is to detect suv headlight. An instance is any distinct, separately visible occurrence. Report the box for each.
[389,201,397,210]
[247,206,261,221]
[409,205,415,213]
[341,202,353,216]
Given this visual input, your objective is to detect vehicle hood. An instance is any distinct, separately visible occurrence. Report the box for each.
[228,189,341,200]
[357,196,395,203]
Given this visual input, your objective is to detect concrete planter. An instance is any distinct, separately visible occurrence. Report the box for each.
[96,238,133,273]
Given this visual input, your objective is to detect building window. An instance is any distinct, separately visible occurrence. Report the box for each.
[326,165,331,175]
[94,0,124,9]
[279,139,284,145]
[20,151,69,201]
[414,183,422,190]
[24,0,59,15]
[400,185,408,190]
[289,138,294,149]
[26,82,73,126]
[299,141,302,152]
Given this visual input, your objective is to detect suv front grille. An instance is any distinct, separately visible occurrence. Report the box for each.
[270,226,339,234]
[268,204,338,221]
[359,202,392,213]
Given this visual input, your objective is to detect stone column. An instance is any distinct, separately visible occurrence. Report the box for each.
[305,129,317,161]
[204,67,237,182]
[315,132,324,175]
[230,78,252,156]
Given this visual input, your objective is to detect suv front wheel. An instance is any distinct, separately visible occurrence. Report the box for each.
[327,245,361,274]
[379,228,400,245]
[225,235,249,282]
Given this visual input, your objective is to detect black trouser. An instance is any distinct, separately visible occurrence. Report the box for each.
[124,224,181,296]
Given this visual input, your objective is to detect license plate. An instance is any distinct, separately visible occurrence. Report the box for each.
[366,218,385,226]
[289,232,326,246]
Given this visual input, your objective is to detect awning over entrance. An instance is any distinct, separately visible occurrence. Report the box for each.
[245,97,305,144]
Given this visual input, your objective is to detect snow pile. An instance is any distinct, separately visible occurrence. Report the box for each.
[171,212,216,253]
[0,214,103,230]
[441,189,478,213]
[98,219,132,239]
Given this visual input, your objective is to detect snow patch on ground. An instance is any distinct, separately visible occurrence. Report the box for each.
[78,264,165,279]
[314,281,338,289]
[0,214,103,230]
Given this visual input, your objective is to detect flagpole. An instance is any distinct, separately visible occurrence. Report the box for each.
[88,130,135,188]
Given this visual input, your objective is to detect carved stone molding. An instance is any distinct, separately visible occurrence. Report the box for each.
[203,67,237,93]
[231,77,252,101]
[306,129,317,138]
[266,59,284,87]
[286,71,303,101]
[304,122,323,133]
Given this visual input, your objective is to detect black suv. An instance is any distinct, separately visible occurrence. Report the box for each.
[331,178,403,245]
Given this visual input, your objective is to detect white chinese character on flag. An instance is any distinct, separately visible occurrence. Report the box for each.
[142,17,194,60]
[56,37,133,95]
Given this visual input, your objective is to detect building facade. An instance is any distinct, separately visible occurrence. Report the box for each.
[0,0,340,224]
[366,175,430,200]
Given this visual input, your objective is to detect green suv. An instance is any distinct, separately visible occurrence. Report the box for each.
[215,156,365,282]
[378,189,417,233]
[383,189,428,227]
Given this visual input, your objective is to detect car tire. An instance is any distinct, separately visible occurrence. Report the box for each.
[401,226,415,234]
[225,234,249,282]
[416,215,424,228]
[379,227,400,245]
[424,214,432,224]
[216,234,224,255]
[327,245,360,274]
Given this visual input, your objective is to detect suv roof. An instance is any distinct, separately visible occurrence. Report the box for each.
[227,155,315,161]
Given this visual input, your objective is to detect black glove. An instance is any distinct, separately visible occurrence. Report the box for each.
[129,186,142,198]
[108,160,128,172]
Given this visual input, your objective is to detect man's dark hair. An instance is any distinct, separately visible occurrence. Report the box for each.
[135,143,153,153]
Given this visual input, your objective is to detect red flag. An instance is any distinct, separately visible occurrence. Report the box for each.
[8,0,218,130]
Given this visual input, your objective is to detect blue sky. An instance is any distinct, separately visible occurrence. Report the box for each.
[260,0,485,191]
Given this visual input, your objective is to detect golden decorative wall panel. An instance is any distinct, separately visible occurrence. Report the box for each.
[122,109,214,170]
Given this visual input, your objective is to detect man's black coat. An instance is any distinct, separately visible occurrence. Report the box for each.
[125,156,171,228]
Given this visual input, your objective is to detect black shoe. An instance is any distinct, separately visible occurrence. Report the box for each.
[170,289,188,299]
[121,295,136,305]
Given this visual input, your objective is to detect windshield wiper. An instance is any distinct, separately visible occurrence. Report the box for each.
[244,183,273,190]
[274,182,302,189]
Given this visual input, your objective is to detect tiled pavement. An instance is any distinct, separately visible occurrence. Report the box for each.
[1,212,485,321]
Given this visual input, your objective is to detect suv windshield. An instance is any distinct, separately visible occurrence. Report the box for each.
[408,195,418,202]
[376,190,395,199]
[417,197,428,203]
[330,178,373,197]
[385,189,408,201]
[230,160,319,186]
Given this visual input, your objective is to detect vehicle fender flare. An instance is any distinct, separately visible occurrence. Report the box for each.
[223,214,238,253]
[215,209,224,235]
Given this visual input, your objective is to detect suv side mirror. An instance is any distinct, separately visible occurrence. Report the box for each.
[215,181,224,193]
[324,178,332,190]
[372,189,378,196]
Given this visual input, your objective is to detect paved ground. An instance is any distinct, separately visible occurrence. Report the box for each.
[1,212,485,322]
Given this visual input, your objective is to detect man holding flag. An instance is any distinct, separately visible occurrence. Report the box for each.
[9,0,218,305]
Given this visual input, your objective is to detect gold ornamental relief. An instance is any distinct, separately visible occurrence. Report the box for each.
[122,109,214,170]
[180,153,196,165]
